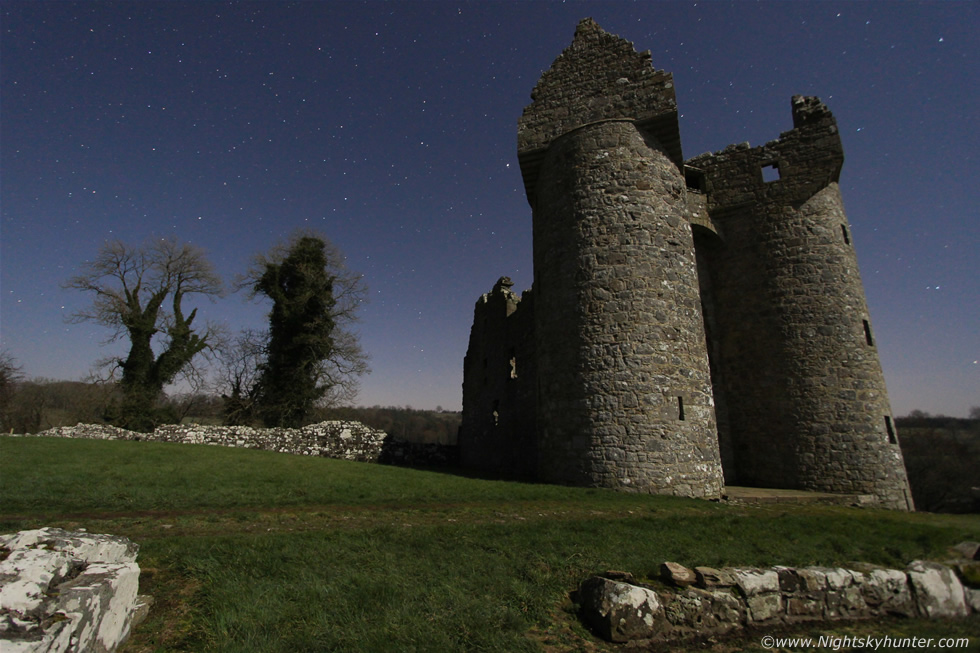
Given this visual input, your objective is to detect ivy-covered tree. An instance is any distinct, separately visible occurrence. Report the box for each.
[247,233,368,427]
[64,238,223,431]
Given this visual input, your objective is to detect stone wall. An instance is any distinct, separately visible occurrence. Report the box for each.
[459,277,537,479]
[579,555,980,645]
[22,421,458,468]
[0,528,149,653]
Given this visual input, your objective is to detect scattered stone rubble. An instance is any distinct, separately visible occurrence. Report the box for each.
[578,550,980,645]
[22,421,457,467]
[0,528,149,653]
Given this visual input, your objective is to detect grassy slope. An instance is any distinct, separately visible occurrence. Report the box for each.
[1,436,978,652]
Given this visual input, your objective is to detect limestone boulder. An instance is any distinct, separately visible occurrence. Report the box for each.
[664,587,745,637]
[862,567,916,617]
[577,575,664,643]
[660,562,696,587]
[952,541,980,561]
[694,566,736,589]
[732,568,779,597]
[964,588,980,614]
[732,568,783,623]
[0,528,144,653]
[56,561,141,652]
[907,560,969,618]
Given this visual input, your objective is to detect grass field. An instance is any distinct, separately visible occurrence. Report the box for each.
[1,436,978,652]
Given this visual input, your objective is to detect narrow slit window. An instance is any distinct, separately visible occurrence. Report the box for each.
[841,224,851,245]
[863,320,874,346]
[884,416,896,444]
[677,396,685,421]
[762,163,780,183]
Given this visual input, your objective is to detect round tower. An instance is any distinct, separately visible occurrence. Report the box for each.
[764,180,912,509]
[688,96,913,510]
[518,20,723,497]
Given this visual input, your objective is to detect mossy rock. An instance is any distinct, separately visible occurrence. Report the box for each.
[956,562,980,588]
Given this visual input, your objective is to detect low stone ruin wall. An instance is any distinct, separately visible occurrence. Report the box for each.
[23,422,458,468]
[579,550,980,645]
[0,528,149,653]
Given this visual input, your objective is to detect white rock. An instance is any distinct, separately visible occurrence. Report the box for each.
[906,560,969,618]
[965,588,980,614]
[746,593,783,622]
[0,528,144,653]
[578,575,664,643]
[0,548,73,613]
[733,568,779,596]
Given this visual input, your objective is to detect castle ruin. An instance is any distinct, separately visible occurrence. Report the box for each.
[460,19,913,510]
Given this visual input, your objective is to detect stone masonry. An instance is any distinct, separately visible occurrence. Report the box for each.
[578,557,978,645]
[460,19,913,509]
[20,421,457,468]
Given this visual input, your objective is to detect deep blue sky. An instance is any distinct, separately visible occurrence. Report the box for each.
[2,1,977,415]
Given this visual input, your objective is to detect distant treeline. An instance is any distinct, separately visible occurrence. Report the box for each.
[321,406,459,445]
[0,378,458,445]
[895,413,979,430]
[894,412,979,514]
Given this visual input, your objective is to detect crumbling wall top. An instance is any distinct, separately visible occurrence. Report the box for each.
[791,94,835,129]
[517,19,682,201]
[685,95,844,211]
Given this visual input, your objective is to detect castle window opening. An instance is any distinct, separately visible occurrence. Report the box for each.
[678,396,685,421]
[884,416,896,444]
[509,348,518,379]
[685,167,706,192]
[863,320,874,347]
[841,224,851,245]
[761,162,781,183]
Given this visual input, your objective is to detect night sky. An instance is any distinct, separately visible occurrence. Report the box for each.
[2,1,977,416]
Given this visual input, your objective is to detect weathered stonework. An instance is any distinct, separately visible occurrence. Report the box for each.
[0,528,148,653]
[460,18,912,509]
[20,421,457,468]
[578,558,976,645]
[460,277,537,477]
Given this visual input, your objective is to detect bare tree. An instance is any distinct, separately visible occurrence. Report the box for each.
[0,350,23,431]
[215,328,267,425]
[64,238,223,431]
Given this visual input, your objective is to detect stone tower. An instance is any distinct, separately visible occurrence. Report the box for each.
[518,18,724,498]
[686,96,913,510]
[459,19,913,509]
